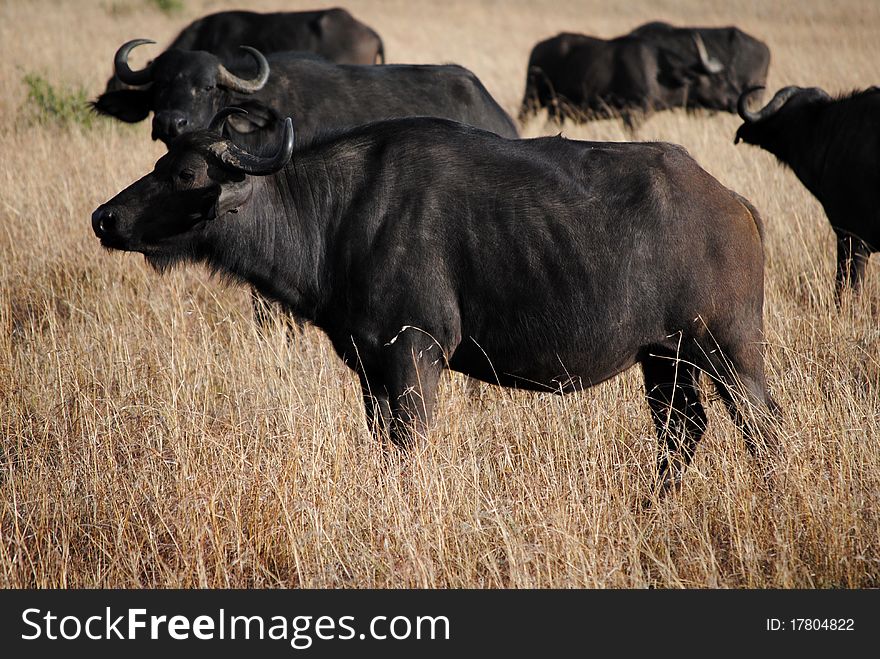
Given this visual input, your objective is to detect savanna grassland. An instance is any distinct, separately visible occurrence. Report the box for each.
[0,0,878,588]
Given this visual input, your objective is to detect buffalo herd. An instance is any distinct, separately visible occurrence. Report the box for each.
[91,7,876,497]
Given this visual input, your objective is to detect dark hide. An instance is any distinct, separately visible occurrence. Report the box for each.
[93,49,518,145]
[167,8,384,65]
[102,7,383,94]
[93,117,778,495]
[520,23,769,125]
[519,33,660,127]
[631,22,770,112]
[735,86,879,299]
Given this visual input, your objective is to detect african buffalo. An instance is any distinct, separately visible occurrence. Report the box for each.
[520,23,769,126]
[165,8,384,65]
[735,86,879,299]
[92,108,778,496]
[631,22,770,110]
[104,7,383,93]
[93,40,518,145]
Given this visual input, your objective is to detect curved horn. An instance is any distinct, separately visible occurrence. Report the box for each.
[738,85,802,123]
[209,106,248,133]
[737,86,765,122]
[692,33,724,74]
[114,39,155,86]
[210,112,295,176]
[216,46,269,94]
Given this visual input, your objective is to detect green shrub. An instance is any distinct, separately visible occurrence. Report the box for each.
[21,73,95,128]
[148,0,183,15]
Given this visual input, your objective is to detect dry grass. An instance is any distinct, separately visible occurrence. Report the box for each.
[1,0,878,588]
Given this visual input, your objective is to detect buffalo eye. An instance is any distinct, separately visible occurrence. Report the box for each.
[177,169,195,183]
[203,85,214,91]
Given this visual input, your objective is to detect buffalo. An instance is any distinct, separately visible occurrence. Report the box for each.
[164,8,384,65]
[92,108,778,496]
[93,40,518,145]
[631,21,770,110]
[735,86,879,299]
[104,7,384,92]
[520,23,769,127]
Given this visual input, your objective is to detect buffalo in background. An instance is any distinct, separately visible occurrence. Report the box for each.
[104,8,384,93]
[164,8,385,64]
[735,86,879,299]
[632,22,770,110]
[520,22,769,127]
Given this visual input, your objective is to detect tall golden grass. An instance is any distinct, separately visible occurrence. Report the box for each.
[0,0,878,588]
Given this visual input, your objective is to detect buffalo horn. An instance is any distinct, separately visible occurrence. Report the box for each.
[693,34,724,74]
[208,106,249,133]
[216,46,270,94]
[738,86,802,123]
[209,109,294,176]
[114,39,155,86]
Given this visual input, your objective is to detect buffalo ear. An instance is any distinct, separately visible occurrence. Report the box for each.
[224,100,281,134]
[213,177,253,218]
[309,14,326,37]
[90,89,152,123]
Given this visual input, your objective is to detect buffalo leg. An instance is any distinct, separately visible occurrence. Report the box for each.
[381,331,444,450]
[250,287,305,335]
[527,66,563,125]
[518,71,538,123]
[835,234,871,301]
[250,287,275,328]
[641,350,707,497]
[621,110,643,135]
[704,339,780,468]
[359,372,391,441]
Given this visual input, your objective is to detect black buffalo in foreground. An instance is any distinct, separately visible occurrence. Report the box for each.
[520,23,769,127]
[92,110,778,497]
[735,86,879,299]
[93,40,518,145]
[104,7,383,93]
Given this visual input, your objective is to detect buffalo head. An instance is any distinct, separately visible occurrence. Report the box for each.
[659,34,742,112]
[93,40,271,144]
[735,85,831,145]
[92,108,294,269]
